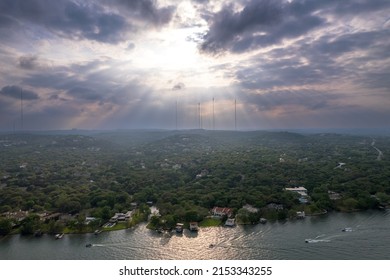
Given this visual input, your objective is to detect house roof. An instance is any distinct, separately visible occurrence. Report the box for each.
[212,207,233,214]
[285,187,307,192]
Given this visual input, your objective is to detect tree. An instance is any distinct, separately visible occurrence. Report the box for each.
[148,215,160,229]
[47,220,65,234]
[0,218,12,235]
[100,206,112,221]
[76,214,86,232]
[184,210,199,222]
[376,192,390,205]
[20,214,41,235]
[343,198,358,211]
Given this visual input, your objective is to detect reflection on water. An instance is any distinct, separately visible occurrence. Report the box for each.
[1,210,389,260]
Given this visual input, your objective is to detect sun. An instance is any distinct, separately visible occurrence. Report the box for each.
[140,28,200,70]
[127,24,230,90]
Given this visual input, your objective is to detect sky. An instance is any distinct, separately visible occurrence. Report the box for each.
[0,0,389,131]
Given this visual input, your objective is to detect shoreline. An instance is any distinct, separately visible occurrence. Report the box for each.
[3,207,388,238]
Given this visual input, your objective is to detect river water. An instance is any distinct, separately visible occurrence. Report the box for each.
[1,210,389,260]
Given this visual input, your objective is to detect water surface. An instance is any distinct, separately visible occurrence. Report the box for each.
[1,210,389,260]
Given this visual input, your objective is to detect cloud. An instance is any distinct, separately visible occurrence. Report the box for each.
[112,0,176,27]
[0,0,129,44]
[199,0,390,55]
[199,0,324,54]
[0,85,39,100]
[199,0,281,53]
[172,82,185,91]
[18,55,40,70]
[241,89,338,112]
[66,87,101,101]
[1,0,390,130]
[191,0,209,3]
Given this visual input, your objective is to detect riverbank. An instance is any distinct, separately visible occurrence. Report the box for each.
[3,205,389,238]
[1,210,389,260]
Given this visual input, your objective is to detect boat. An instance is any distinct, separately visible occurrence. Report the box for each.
[94,230,102,235]
[224,218,236,227]
[189,222,199,231]
[342,227,352,232]
[175,223,184,233]
[259,218,267,224]
[85,243,92,248]
[55,233,64,239]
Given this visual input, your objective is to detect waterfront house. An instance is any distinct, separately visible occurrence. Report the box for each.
[299,197,308,204]
[85,216,98,225]
[40,212,61,222]
[328,191,341,200]
[4,210,29,222]
[109,211,133,223]
[211,207,233,218]
[266,203,284,211]
[242,204,259,213]
[285,187,308,197]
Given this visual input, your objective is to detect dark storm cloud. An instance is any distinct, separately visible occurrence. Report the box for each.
[200,0,282,53]
[0,13,18,28]
[242,89,338,111]
[67,87,101,101]
[18,55,39,70]
[361,71,390,90]
[0,85,39,100]
[199,0,325,54]
[0,0,175,45]
[300,30,390,90]
[0,0,128,43]
[235,46,341,91]
[20,58,155,107]
[315,30,390,56]
[199,0,390,54]
[23,71,73,91]
[286,0,390,17]
[232,19,390,92]
[112,0,176,26]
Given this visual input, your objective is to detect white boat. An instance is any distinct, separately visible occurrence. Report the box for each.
[342,227,352,232]
[259,218,267,224]
[55,233,64,239]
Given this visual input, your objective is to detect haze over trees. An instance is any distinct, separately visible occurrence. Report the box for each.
[0,130,389,234]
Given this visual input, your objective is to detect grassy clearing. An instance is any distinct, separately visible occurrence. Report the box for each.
[102,222,128,232]
[199,218,222,227]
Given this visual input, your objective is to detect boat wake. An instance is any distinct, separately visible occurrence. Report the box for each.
[305,235,331,243]
[305,238,331,243]
[91,244,105,247]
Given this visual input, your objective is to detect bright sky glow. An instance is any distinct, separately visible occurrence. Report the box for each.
[0,0,389,130]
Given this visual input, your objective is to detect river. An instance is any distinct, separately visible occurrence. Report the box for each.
[1,210,389,260]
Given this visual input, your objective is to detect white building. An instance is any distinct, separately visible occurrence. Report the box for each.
[285,187,308,197]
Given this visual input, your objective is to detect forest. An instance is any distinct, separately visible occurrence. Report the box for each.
[1,129,390,235]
